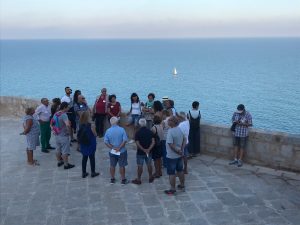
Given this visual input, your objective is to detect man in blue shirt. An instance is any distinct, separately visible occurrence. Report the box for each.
[104,117,128,185]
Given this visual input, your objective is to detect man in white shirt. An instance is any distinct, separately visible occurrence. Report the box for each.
[35,98,54,153]
[61,87,76,142]
[61,87,73,104]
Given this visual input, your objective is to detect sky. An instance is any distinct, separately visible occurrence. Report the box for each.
[1,0,300,39]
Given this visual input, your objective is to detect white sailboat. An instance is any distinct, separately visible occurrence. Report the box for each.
[173,68,178,76]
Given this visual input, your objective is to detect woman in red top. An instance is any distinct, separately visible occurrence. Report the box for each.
[93,88,108,137]
[107,94,121,122]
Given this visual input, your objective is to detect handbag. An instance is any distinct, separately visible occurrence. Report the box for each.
[230,123,236,132]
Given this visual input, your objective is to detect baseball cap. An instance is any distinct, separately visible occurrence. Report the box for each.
[237,104,245,113]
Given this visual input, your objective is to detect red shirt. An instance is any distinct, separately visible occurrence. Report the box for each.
[108,102,121,117]
[95,95,107,114]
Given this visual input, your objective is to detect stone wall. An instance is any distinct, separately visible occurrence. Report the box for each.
[0,96,39,117]
[1,96,300,172]
[200,122,300,172]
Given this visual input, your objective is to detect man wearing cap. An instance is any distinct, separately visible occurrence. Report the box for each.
[229,104,252,167]
[162,96,169,110]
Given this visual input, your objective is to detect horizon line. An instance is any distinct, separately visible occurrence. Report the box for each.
[1,36,300,41]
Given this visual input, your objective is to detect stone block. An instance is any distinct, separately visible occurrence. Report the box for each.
[146,206,165,218]
[280,145,294,158]
[294,146,300,151]
[215,192,242,206]
[210,126,226,136]
[285,135,300,145]
[167,211,186,224]
[253,142,270,156]
[206,135,219,146]
[179,202,200,218]
[219,137,233,148]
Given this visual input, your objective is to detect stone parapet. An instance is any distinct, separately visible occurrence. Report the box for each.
[200,122,300,172]
[1,96,300,172]
[0,96,39,117]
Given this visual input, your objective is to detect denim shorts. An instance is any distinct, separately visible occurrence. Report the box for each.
[167,157,183,175]
[109,151,128,167]
[136,154,152,166]
[233,136,248,149]
[128,114,140,127]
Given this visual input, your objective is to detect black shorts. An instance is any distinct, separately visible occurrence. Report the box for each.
[233,136,248,149]
[67,113,76,130]
[152,144,162,160]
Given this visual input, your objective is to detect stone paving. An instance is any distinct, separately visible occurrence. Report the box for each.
[1,118,300,225]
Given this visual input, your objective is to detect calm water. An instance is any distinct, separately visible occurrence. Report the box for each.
[1,38,300,134]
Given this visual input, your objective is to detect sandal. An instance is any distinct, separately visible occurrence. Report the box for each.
[149,177,155,183]
[164,189,176,195]
[33,160,40,166]
[177,184,185,191]
[131,179,142,185]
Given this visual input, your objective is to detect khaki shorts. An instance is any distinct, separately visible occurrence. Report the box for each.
[55,135,70,155]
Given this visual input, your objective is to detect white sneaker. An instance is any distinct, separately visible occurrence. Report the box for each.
[128,140,135,144]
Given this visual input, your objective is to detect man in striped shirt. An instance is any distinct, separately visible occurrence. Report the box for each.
[229,104,252,167]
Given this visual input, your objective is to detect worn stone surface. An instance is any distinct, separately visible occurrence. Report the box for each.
[1,118,300,225]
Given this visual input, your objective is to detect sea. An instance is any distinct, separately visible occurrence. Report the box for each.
[1,38,300,134]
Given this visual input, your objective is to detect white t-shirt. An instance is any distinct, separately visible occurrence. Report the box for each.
[179,120,190,144]
[131,102,141,115]
[61,95,72,104]
[35,104,51,122]
[189,109,200,119]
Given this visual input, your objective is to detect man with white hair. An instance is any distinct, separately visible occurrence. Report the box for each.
[35,98,54,153]
[165,116,186,195]
[177,112,190,174]
[104,117,129,185]
[132,118,155,185]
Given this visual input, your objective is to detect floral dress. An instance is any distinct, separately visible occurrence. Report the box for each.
[23,115,40,150]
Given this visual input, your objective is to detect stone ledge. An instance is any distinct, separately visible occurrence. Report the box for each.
[1,96,300,172]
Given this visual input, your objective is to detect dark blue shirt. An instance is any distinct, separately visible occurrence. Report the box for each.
[135,127,154,155]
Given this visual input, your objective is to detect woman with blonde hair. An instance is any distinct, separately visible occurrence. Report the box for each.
[78,111,99,178]
[21,107,40,166]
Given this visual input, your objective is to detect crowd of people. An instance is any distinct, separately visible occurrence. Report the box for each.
[21,86,252,195]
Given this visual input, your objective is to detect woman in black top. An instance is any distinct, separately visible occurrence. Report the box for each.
[187,101,201,156]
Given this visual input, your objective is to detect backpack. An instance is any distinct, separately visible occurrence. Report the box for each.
[189,110,200,129]
[77,124,90,145]
[50,112,64,135]
[153,126,161,148]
